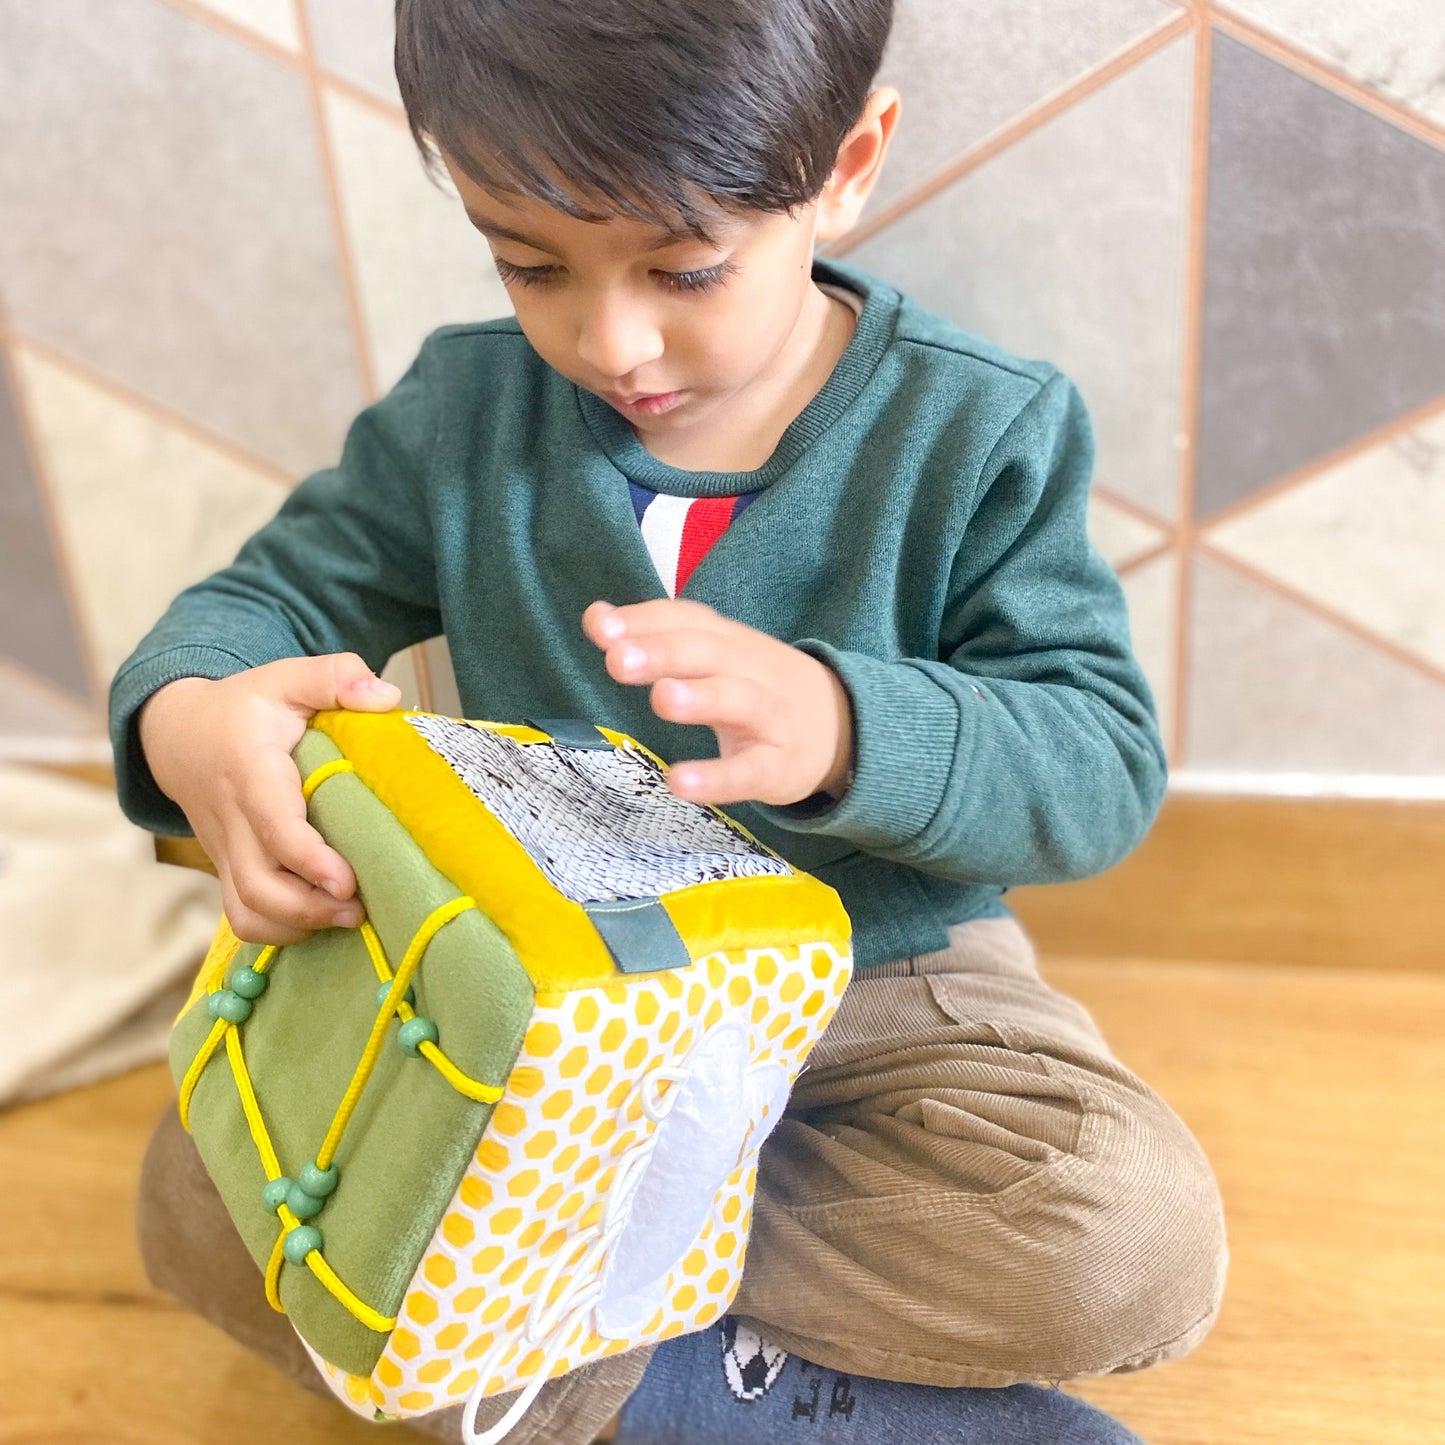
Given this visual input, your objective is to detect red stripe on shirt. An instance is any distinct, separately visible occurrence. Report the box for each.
[673,496,739,594]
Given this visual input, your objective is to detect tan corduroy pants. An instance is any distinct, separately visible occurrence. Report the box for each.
[138,917,1227,1443]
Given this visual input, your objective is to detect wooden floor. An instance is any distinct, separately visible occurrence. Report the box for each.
[3,952,1443,1445]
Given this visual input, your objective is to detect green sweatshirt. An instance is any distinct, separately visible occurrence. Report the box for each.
[109,258,1165,969]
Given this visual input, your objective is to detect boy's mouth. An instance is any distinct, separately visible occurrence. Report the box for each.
[604,389,686,418]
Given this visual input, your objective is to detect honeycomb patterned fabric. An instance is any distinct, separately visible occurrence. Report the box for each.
[168,708,852,1445]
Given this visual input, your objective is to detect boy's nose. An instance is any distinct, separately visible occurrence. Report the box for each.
[575,297,665,381]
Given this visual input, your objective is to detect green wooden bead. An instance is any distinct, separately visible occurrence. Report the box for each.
[206,989,252,1023]
[283,1225,322,1265]
[231,966,268,999]
[286,1182,326,1220]
[397,1016,439,1056]
[375,981,416,1009]
[262,1177,292,1214]
[299,1161,339,1197]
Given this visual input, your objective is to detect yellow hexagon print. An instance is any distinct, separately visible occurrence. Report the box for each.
[310,939,849,1421]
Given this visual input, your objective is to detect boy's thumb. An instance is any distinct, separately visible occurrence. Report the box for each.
[276,652,401,714]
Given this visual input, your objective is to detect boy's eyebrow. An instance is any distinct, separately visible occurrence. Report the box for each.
[463,209,715,254]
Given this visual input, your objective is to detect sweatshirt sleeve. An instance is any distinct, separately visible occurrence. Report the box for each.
[753,370,1168,885]
[108,340,445,836]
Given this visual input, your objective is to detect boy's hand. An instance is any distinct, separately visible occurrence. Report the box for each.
[582,599,853,808]
[137,654,402,946]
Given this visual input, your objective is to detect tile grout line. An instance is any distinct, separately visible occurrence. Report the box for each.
[292,0,379,405]
[1211,5,1445,156]
[1198,389,1445,532]
[0,310,109,712]
[0,328,294,489]
[1196,541,1445,688]
[157,0,408,124]
[1171,11,1214,767]
[1116,540,1177,579]
[412,639,438,715]
[1092,483,1175,530]
[831,11,1194,257]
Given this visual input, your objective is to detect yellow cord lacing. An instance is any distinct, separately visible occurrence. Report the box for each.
[179,758,505,1334]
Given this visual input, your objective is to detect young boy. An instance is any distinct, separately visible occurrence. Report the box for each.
[112,1,1227,1441]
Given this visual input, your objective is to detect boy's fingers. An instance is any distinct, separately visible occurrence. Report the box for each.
[261,652,400,716]
[606,627,742,687]
[666,746,784,807]
[254,748,357,895]
[650,675,774,733]
[223,828,365,941]
[584,598,730,646]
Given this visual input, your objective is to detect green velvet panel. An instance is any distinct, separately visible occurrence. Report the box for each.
[168,728,536,1375]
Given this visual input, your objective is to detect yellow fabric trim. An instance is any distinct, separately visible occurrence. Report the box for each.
[663,873,851,958]
[313,710,617,990]
[301,757,356,801]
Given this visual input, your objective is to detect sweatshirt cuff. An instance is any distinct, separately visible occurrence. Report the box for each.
[108,644,258,835]
[751,640,960,856]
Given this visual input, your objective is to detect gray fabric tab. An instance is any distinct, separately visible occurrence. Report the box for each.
[585,897,693,974]
[524,718,613,750]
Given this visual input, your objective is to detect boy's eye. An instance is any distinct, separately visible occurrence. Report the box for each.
[656,259,738,294]
[493,257,557,288]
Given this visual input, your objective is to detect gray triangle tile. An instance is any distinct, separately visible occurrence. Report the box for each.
[851,34,1194,518]
[0,0,366,476]
[1206,409,1445,671]
[0,354,91,700]
[305,0,401,106]
[1196,34,1445,516]
[1186,552,1445,774]
[1220,0,1445,131]
[873,0,1181,211]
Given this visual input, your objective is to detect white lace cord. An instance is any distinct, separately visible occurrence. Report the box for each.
[457,1057,691,1445]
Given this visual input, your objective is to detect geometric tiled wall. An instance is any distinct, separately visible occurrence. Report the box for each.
[1,0,1441,790]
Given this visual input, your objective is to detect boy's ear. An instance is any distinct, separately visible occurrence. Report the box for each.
[814,87,902,244]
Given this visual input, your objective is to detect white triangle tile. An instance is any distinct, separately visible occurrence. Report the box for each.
[1186,553,1445,774]
[306,0,401,106]
[1219,0,1445,131]
[1089,492,1170,569]
[11,347,289,683]
[324,91,514,394]
[1206,410,1445,672]
[873,0,1181,211]
[187,0,301,51]
[851,34,1195,520]
[1121,550,1178,757]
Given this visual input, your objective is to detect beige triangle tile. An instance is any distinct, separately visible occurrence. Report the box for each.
[1089,492,1170,569]
[324,90,514,394]
[1120,550,1178,758]
[1186,553,1445,774]
[1219,0,1445,131]
[186,0,301,51]
[1206,410,1445,671]
[851,34,1195,519]
[11,346,289,683]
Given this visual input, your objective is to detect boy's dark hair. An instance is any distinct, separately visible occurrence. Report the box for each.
[394,0,895,238]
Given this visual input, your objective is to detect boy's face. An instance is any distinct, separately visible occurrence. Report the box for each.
[444,159,833,439]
